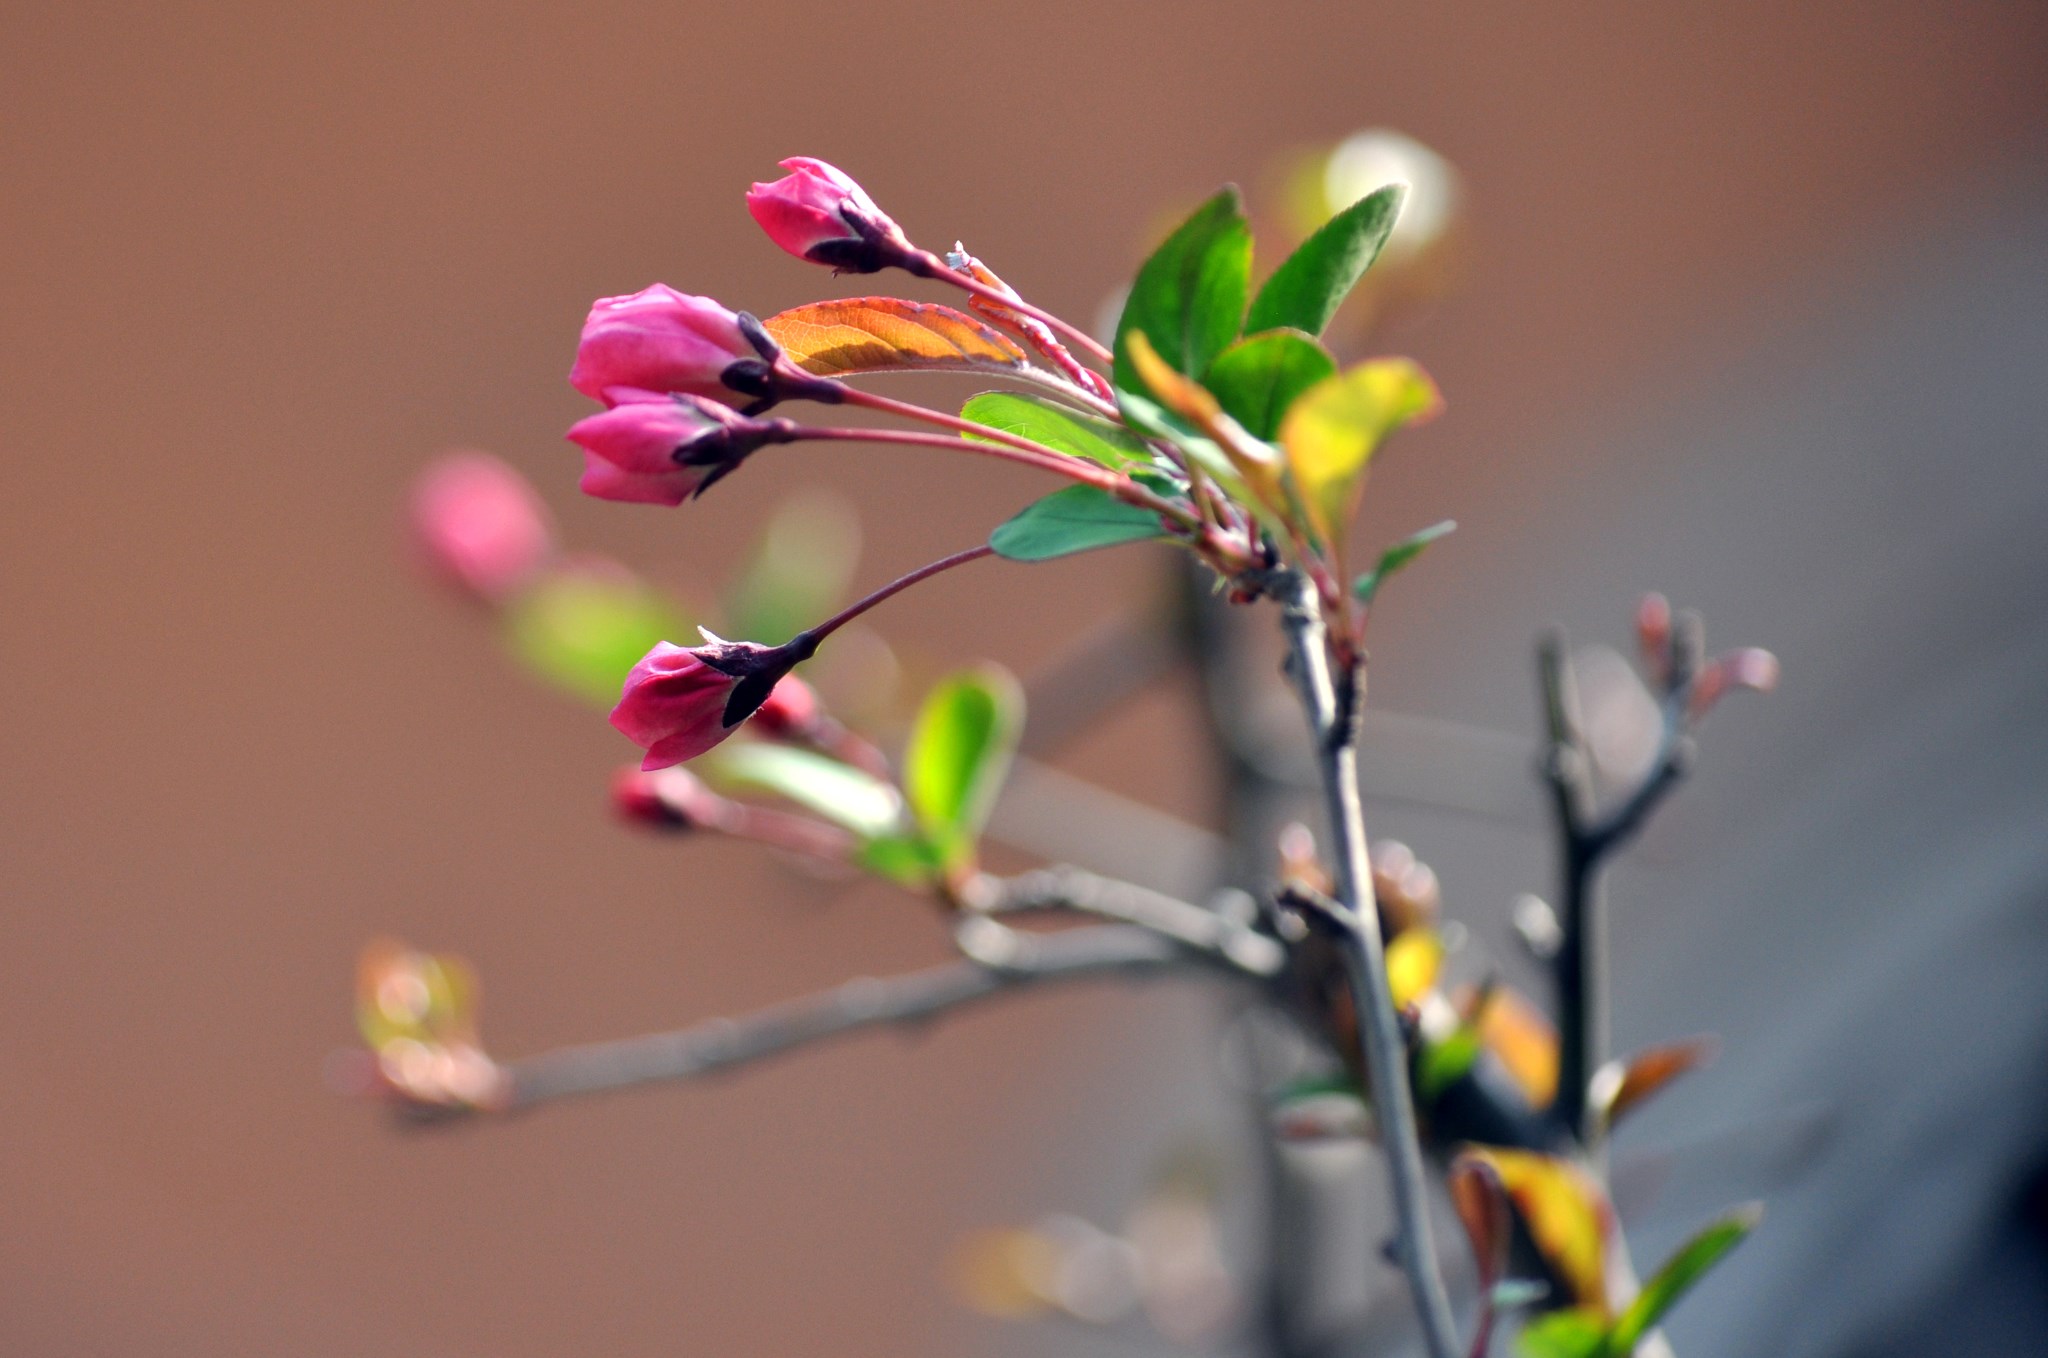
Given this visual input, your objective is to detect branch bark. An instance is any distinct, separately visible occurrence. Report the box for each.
[495,923,1227,1115]
[1278,572,1461,1358]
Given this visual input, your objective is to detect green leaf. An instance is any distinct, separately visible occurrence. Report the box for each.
[1517,1308,1609,1358]
[1202,329,1339,440]
[1605,1206,1760,1355]
[960,391,1147,468]
[856,832,941,886]
[1352,520,1457,603]
[504,565,688,706]
[904,666,1023,870]
[1416,1025,1483,1100]
[1246,183,1405,337]
[990,484,1170,562]
[723,491,861,644]
[704,743,903,839]
[1112,187,1251,391]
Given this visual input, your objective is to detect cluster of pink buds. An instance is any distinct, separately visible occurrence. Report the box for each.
[557,155,1457,769]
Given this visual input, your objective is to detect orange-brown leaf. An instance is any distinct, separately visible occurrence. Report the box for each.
[764,298,1029,377]
[1459,983,1560,1111]
[1447,1153,1512,1287]
[1596,1036,1718,1128]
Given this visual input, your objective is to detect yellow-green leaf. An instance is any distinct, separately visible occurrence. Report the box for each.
[1463,1148,1613,1311]
[1280,359,1442,542]
[764,298,1029,377]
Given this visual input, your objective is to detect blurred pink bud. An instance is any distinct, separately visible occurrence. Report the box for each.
[611,635,816,770]
[569,284,761,405]
[747,157,912,273]
[1635,592,1672,673]
[1688,647,1780,718]
[750,674,822,739]
[611,766,727,830]
[1723,647,1781,693]
[410,452,555,602]
[567,389,785,505]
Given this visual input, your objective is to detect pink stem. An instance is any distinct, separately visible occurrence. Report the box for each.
[910,250,1115,366]
[836,386,1101,469]
[806,426,1119,489]
[803,544,997,643]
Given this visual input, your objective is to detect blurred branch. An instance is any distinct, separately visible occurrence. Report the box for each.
[495,923,1232,1116]
[1537,631,1693,1149]
[1279,571,1461,1358]
[980,864,1286,977]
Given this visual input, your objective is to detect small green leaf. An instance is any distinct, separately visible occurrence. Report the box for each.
[1605,1206,1760,1355]
[705,743,903,839]
[1416,1025,1483,1100]
[723,491,861,644]
[960,391,1147,468]
[504,565,687,706]
[1517,1308,1609,1358]
[1112,187,1251,391]
[856,832,941,886]
[1202,329,1338,440]
[990,484,1170,562]
[1246,183,1404,337]
[904,667,1023,870]
[1352,520,1457,603]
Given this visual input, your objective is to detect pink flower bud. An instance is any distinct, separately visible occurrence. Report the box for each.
[611,635,817,770]
[569,284,761,405]
[749,673,822,739]
[409,452,555,602]
[611,766,727,830]
[566,389,786,505]
[1635,592,1672,672]
[746,157,912,273]
[1687,647,1781,719]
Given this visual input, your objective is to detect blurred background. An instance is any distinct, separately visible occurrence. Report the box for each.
[3,2,2045,1355]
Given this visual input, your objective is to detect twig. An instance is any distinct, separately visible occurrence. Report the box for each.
[1537,633,1692,1149]
[497,924,1212,1114]
[981,864,1287,977]
[1278,571,1461,1358]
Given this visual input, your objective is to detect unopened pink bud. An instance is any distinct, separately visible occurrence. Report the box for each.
[1687,648,1780,719]
[611,766,726,830]
[569,284,760,405]
[611,635,816,770]
[1635,593,1672,671]
[746,157,912,273]
[410,452,555,602]
[1723,647,1781,693]
[566,390,780,506]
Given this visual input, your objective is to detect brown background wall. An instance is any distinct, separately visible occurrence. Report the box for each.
[2,3,2043,1354]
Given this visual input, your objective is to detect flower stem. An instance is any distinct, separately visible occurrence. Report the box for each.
[804,425,1119,489]
[908,250,1115,366]
[801,544,996,644]
[803,414,1201,533]
[837,386,1086,465]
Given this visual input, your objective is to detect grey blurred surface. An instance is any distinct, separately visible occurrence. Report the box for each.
[977,173,2048,1358]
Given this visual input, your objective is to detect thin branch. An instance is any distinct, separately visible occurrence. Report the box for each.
[1279,571,1461,1358]
[1538,634,1692,1148]
[496,924,1214,1114]
[981,864,1287,978]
